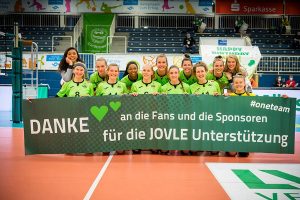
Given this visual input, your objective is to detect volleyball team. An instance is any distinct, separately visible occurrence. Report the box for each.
[56,47,262,157]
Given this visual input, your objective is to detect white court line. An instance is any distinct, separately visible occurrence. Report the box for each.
[83,151,115,200]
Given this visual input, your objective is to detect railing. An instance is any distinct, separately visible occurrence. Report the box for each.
[109,15,116,47]
[0,13,299,31]
[73,15,83,49]
[106,36,127,53]
[116,14,214,29]
[257,56,300,73]
[218,15,282,29]
[80,53,94,71]
[0,13,80,27]
[115,14,299,31]
[52,35,72,52]
[289,16,300,30]
[23,42,39,99]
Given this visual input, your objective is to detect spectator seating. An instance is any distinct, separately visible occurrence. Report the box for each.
[116,27,300,55]
[0,26,73,52]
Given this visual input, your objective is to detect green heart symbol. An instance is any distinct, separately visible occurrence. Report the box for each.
[109,101,121,112]
[90,106,109,122]
[248,60,255,67]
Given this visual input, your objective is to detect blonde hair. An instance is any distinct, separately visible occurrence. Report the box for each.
[233,73,250,95]
[156,54,168,75]
[106,63,119,81]
[142,64,155,80]
[224,55,242,74]
[193,61,208,75]
[233,73,245,82]
[213,55,224,67]
[96,57,108,66]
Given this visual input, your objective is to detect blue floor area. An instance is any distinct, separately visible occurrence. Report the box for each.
[0,111,299,131]
[0,111,23,128]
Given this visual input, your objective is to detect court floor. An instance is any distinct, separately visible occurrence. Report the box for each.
[0,115,299,200]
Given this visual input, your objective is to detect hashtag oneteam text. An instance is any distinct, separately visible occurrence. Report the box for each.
[250,100,290,113]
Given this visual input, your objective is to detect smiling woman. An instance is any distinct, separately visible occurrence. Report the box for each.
[95,63,128,96]
[206,55,229,93]
[58,47,83,84]
[121,61,142,90]
[56,62,94,97]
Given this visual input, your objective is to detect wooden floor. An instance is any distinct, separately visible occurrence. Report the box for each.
[0,127,299,200]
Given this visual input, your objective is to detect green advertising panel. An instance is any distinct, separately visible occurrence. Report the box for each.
[23,95,296,155]
[83,13,114,53]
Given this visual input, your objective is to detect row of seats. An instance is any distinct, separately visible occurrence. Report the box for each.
[127,47,197,53]
[119,27,300,55]
[257,44,292,49]
[0,40,59,46]
[117,27,286,34]
[0,35,63,41]
[129,34,293,43]
[252,38,293,45]
[118,27,239,34]
[127,41,293,50]
[129,37,199,42]
[128,36,292,46]
[260,49,300,54]
[0,45,53,52]
[258,61,300,71]
[21,31,66,36]
[127,47,299,54]
[0,26,73,52]
[129,32,294,39]
[1,26,73,32]
[117,27,192,33]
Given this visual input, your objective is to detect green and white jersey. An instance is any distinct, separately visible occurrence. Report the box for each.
[57,80,94,97]
[190,80,221,95]
[130,80,161,94]
[154,70,169,86]
[96,81,128,96]
[120,73,143,90]
[161,82,190,94]
[179,70,197,85]
[89,71,105,90]
[206,72,229,93]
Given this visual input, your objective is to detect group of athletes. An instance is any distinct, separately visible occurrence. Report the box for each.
[57,47,257,157]
[57,47,253,98]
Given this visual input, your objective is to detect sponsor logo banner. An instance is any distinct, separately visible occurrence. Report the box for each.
[216,0,283,15]
[207,163,300,200]
[1,0,212,14]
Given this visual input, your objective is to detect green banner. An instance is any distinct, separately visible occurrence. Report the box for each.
[83,14,114,53]
[23,95,296,155]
